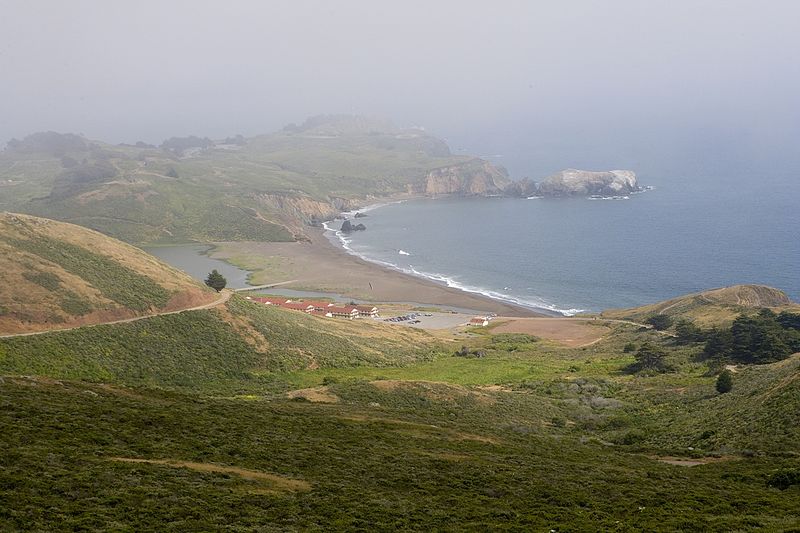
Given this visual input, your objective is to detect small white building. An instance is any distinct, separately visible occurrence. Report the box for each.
[355,305,379,318]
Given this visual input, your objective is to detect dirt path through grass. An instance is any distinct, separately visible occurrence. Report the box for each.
[108,457,311,492]
[0,290,232,339]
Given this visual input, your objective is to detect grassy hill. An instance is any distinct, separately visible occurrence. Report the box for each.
[1,246,798,530]
[0,295,441,393]
[0,117,503,244]
[601,284,800,327]
[0,213,217,334]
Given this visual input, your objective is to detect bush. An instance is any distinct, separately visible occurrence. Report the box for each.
[623,342,636,353]
[715,369,733,393]
[646,314,673,331]
[767,469,800,490]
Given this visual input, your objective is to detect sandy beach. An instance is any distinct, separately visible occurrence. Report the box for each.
[209,228,547,318]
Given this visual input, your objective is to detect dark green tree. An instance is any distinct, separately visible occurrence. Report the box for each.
[646,314,673,331]
[204,269,227,292]
[715,369,733,393]
[777,311,800,330]
[623,342,636,353]
[675,319,704,344]
[632,342,670,373]
[703,328,733,359]
[731,313,791,363]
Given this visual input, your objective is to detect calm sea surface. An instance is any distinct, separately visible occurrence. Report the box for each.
[144,245,253,289]
[327,173,799,315]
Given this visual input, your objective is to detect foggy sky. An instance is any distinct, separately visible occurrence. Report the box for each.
[1,0,799,177]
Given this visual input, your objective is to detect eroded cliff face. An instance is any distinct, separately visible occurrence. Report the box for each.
[414,159,512,196]
[254,194,363,239]
[254,158,513,240]
[535,169,639,197]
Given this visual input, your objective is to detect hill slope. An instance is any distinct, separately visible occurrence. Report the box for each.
[1,276,799,529]
[0,117,509,244]
[0,213,217,334]
[602,284,799,327]
[0,294,440,392]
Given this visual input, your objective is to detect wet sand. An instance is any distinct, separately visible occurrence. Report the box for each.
[210,228,547,318]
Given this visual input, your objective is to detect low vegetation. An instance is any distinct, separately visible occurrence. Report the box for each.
[0,234,797,530]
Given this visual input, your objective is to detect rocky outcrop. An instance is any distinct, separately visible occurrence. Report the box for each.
[340,220,366,232]
[534,169,639,197]
[415,159,512,196]
[502,177,539,198]
[255,193,360,225]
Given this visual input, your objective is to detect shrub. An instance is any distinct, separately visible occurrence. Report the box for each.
[715,369,733,393]
[767,469,800,490]
[646,314,673,331]
[623,342,636,353]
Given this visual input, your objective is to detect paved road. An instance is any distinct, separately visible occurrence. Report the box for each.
[0,290,232,339]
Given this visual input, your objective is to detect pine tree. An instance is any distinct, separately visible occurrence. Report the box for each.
[204,269,227,292]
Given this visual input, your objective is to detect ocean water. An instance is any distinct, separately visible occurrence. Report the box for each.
[326,173,799,315]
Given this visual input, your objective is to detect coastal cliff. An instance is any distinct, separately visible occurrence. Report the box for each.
[415,159,512,196]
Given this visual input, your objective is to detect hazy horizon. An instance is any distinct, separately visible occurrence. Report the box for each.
[2,1,799,178]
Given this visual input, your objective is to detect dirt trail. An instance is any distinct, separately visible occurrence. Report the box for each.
[0,290,231,339]
[108,457,311,492]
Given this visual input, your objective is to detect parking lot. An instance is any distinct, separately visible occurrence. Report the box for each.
[379,311,474,330]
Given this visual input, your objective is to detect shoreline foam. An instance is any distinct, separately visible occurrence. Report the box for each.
[323,205,581,316]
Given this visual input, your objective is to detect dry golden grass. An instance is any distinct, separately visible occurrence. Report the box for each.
[490,318,609,347]
[286,386,340,403]
[107,458,311,493]
[0,213,216,334]
[601,284,800,327]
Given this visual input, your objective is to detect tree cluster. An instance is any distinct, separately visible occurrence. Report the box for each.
[703,310,800,364]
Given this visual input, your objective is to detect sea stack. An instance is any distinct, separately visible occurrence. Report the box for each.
[535,169,640,197]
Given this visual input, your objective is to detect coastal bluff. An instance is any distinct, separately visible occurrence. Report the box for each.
[416,159,512,196]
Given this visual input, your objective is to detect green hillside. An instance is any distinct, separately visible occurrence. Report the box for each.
[2,298,799,530]
[0,295,440,393]
[0,213,217,334]
[0,117,493,244]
